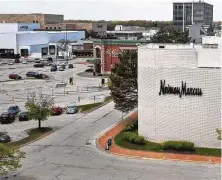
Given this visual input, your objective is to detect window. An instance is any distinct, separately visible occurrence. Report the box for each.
[20,49,29,56]
[33,20,35,23]
[179,5,182,9]
[49,45,56,55]
[50,27,52,29]
[54,27,56,29]
[174,6,177,9]
[36,20,38,23]
[159,46,165,49]
[46,27,48,29]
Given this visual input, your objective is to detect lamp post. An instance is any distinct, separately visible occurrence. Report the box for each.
[65,24,68,64]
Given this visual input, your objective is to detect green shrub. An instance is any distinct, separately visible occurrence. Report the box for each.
[124,121,138,132]
[162,141,194,151]
[123,132,145,145]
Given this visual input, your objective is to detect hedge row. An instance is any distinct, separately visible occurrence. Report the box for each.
[123,132,145,145]
[162,141,195,151]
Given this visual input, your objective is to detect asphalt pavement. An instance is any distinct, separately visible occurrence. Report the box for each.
[6,102,220,180]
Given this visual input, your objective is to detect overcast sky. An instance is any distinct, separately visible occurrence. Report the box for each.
[0,0,221,21]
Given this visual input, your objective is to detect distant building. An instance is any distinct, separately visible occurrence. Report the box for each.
[173,1,213,31]
[0,23,85,59]
[92,39,148,74]
[107,25,158,40]
[0,13,64,28]
[92,22,107,37]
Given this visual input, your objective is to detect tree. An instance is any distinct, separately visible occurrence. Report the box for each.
[216,128,221,140]
[108,50,137,113]
[0,144,23,175]
[151,26,190,43]
[25,92,54,129]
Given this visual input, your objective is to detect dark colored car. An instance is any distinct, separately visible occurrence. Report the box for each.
[68,64,74,68]
[0,133,11,143]
[0,112,15,124]
[47,57,53,62]
[9,74,22,80]
[35,73,49,79]
[26,71,38,78]
[51,106,63,115]
[34,63,44,68]
[18,112,29,121]
[51,64,57,71]
[85,68,93,72]
[7,105,20,116]
[14,58,20,63]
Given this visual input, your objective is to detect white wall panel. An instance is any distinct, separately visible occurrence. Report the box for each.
[17,32,48,46]
[0,33,17,52]
[138,67,221,148]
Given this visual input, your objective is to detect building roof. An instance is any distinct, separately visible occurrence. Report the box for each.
[92,38,149,45]
[107,31,144,34]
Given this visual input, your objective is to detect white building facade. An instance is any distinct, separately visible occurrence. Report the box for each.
[138,39,221,148]
[0,23,85,58]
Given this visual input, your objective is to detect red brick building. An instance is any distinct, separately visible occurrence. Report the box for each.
[92,39,148,74]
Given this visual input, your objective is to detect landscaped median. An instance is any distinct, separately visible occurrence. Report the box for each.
[7,127,53,148]
[79,96,113,113]
[97,112,221,163]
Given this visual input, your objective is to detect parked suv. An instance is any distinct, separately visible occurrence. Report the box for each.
[18,112,29,121]
[0,112,15,124]
[9,74,22,80]
[7,106,20,116]
[26,71,38,78]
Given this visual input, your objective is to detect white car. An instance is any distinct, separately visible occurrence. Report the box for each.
[8,61,14,65]
[66,102,78,114]
[22,60,27,64]
[58,66,65,71]
[1,61,7,64]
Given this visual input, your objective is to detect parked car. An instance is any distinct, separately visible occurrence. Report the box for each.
[35,73,49,79]
[0,112,15,124]
[8,61,14,65]
[34,63,44,68]
[66,102,78,114]
[18,112,29,121]
[35,58,41,63]
[0,133,11,143]
[26,71,38,78]
[9,74,22,80]
[7,105,20,116]
[47,57,53,62]
[51,64,57,71]
[51,106,63,115]
[68,64,73,68]
[1,61,7,64]
[85,68,93,72]
[15,58,20,63]
[22,60,28,64]
[58,66,65,71]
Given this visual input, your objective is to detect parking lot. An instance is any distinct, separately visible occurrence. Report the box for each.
[0,58,110,141]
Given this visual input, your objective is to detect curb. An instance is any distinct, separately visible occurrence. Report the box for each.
[81,100,113,114]
[96,112,221,164]
[19,129,55,148]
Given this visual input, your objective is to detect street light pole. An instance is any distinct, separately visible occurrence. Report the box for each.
[65,24,68,64]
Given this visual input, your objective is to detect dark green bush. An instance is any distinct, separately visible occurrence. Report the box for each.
[162,141,194,151]
[123,132,145,145]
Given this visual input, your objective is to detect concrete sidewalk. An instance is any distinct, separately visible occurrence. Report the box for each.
[97,112,221,164]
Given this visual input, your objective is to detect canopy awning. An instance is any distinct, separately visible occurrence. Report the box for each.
[86,58,101,64]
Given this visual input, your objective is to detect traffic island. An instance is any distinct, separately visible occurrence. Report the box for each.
[97,112,221,164]
[7,127,53,148]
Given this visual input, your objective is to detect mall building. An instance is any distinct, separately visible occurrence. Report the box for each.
[0,23,85,59]
[138,36,221,148]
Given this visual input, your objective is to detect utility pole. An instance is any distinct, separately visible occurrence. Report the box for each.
[183,2,185,32]
[65,24,68,64]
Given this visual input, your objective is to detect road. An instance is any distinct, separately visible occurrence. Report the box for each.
[9,102,220,180]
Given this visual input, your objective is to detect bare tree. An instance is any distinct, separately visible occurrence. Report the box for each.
[25,92,54,129]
